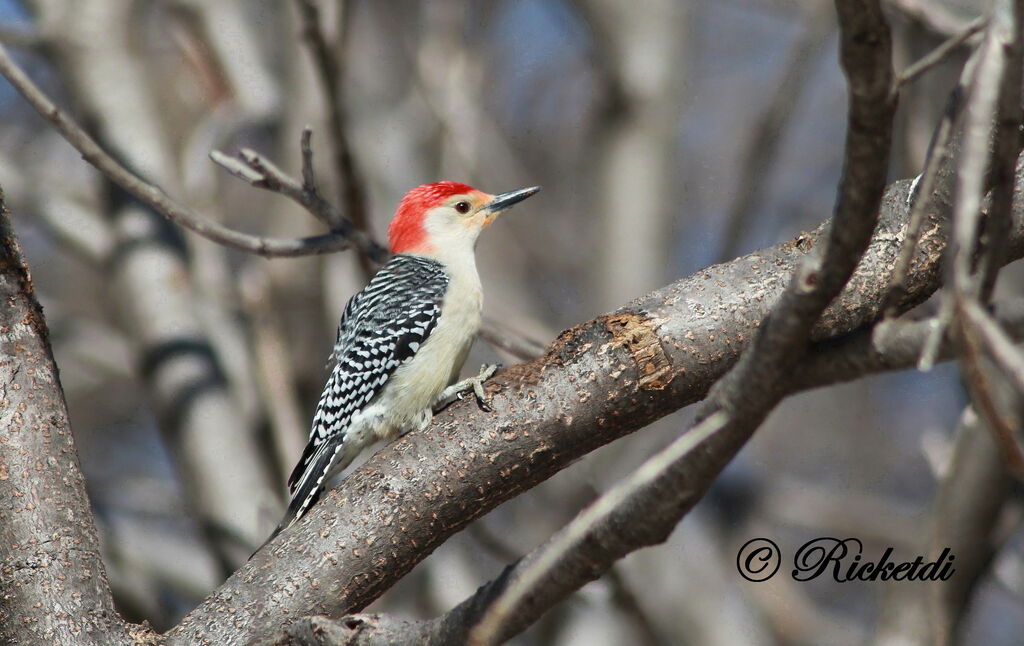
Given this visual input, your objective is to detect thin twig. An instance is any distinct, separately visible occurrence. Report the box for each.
[717,6,832,262]
[293,0,374,275]
[920,11,1012,368]
[0,41,356,258]
[883,46,981,317]
[895,16,987,89]
[955,302,1024,479]
[978,2,1024,299]
[209,128,387,262]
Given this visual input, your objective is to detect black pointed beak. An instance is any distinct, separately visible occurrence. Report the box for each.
[483,186,540,214]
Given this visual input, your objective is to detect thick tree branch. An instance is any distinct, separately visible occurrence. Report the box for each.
[0,201,135,645]
[268,298,1024,646]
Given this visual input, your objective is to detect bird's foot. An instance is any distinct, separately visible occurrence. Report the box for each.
[434,363,501,412]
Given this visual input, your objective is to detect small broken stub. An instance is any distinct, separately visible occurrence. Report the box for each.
[603,312,673,390]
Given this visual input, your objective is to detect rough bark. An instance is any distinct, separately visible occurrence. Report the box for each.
[0,201,132,645]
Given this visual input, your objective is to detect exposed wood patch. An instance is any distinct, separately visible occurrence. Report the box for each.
[603,313,673,390]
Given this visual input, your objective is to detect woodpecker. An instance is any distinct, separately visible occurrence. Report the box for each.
[271,181,539,540]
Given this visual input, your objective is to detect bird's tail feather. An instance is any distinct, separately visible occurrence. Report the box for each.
[251,439,347,558]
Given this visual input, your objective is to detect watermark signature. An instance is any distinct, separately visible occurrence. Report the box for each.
[736,537,955,583]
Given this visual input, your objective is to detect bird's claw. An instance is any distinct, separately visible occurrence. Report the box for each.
[471,363,499,411]
[434,364,501,412]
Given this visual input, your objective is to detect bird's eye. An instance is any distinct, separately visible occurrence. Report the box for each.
[454,201,471,214]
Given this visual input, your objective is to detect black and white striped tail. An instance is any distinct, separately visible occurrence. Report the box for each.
[258,437,348,551]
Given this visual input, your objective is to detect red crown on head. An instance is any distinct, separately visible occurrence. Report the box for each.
[388,181,476,254]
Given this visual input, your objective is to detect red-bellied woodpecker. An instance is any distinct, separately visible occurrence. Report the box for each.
[271,181,540,540]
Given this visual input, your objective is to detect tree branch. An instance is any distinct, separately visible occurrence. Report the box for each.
[895,15,986,89]
[0,41,363,258]
[210,128,387,263]
[0,201,137,645]
[882,37,980,317]
[260,296,1024,646]
[293,0,374,274]
[873,406,1016,645]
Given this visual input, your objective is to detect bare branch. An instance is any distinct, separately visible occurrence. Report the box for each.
[0,203,139,646]
[467,413,729,645]
[293,0,374,274]
[873,405,1015,645]
[0,41,355,258]
[957,311,1024,477]
[962,300,1024,394]
[882,27,993,318]
[951,2,1018,299]
[919,6,1017,368]
[882,63,974,317]
[977,1,1024,299]
[934,0,1024,479]
[895,16,987,89]
[209,129,387,262]
[798,298,1024,389]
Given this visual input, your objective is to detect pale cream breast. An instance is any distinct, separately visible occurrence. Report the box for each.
[375,254,482,438]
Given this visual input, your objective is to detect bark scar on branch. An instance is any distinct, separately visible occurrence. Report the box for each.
[602,313,674,390]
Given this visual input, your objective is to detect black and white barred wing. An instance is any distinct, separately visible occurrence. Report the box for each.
[283,255,449,524]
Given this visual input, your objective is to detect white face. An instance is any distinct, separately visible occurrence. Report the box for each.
[420,191,497,255]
